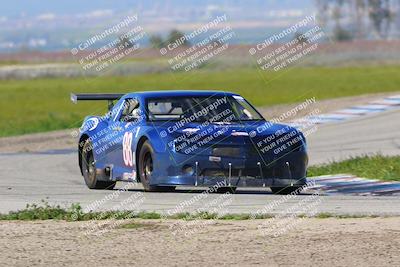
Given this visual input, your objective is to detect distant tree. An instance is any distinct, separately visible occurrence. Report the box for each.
[209,37,224,47]
[315,0,330,28]
[331,0,354,41]
[368,0,393,39]
[293,32,309,44]
[354,0,367,39]
[332,26,353,41]
[332,0,345,32]
[118,35,135,49]
[149,34,164,49]
[167,29,190,46]
[314,0,397,40]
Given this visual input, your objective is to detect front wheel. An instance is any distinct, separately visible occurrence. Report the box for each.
[82,140,116,190]
[138,141,175,192]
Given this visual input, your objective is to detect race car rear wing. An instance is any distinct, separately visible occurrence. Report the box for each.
[70,93,125,110]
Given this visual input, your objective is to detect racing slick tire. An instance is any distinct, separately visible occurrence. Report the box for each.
[138,140,175,192]
[271,186,301,195]
[82,140,116,190]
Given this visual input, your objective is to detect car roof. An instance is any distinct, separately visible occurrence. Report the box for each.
[124,90,239,99]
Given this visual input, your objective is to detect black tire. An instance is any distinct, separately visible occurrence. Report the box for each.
[82,140,116,190]
[216,187,237,194]
[271,187,301,195]
[138,141,175,192]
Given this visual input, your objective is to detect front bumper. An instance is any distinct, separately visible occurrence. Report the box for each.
[152,150,308,188]
[156,176,307,188]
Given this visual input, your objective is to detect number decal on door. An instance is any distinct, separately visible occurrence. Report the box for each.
[123,132,134,167]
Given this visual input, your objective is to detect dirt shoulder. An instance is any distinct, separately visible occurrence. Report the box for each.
[0,128,77,153]
[0,218,399,266]
[0,92,398,153]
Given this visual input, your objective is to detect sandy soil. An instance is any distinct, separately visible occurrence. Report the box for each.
[0,92,398,153]
[0,218,399,267]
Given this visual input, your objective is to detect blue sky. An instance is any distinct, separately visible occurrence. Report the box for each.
[1,0,313,17]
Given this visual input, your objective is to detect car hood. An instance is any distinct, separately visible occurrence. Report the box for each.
[150,120,306,158]
[154,120,305,147]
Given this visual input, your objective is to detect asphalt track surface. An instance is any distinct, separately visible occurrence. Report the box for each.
[1,109,400,215]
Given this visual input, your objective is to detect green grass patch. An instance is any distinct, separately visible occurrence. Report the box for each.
[118,221,153,229]
[308,155,400,182]
[314,212,380,219]
[0,201,391,221]
[1,65,400,136]
[0,60,21,66]
[0,201,68,220]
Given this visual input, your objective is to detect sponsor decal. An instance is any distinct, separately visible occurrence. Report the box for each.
[232,95,244,100]
[209,156,221,162]
[122,170,137,181]
[182,128,200,133]
[231,131,249,136]
[123,132,134,167]
[80,117,99,132]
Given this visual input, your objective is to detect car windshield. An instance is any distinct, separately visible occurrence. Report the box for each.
[147,95,264,122]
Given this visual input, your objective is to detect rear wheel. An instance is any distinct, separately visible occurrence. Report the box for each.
[138,141,175,192]
[82,140,115,190]
[270,187,301,195]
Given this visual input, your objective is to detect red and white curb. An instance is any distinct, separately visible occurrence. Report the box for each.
[289,95,400,129]
[305,174,400,196]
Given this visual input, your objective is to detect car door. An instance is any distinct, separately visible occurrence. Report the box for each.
[108,98,142,181]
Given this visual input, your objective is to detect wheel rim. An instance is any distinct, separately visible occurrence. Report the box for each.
[143,152,153,181]
[86,154,96,183]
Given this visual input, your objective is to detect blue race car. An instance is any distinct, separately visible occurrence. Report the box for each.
[71,91,308,194]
